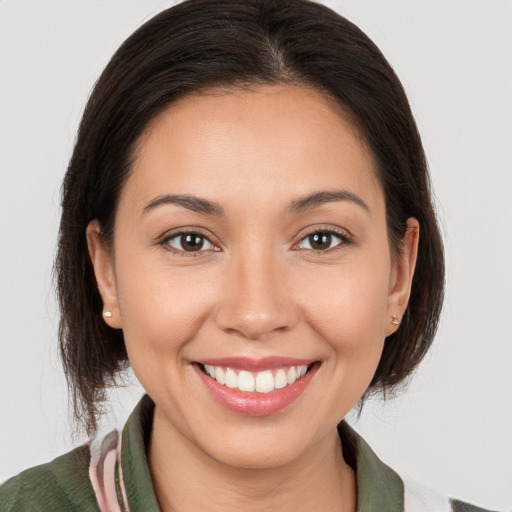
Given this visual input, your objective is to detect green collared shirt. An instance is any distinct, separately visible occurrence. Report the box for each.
[0,395,496,511]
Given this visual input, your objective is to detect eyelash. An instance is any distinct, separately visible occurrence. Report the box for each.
[157,227,351,257]
[293,227,351,254]
[157,228,220,257]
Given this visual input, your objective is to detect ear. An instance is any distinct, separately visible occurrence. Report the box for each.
[86,220,122,329]
[385,218,419,336]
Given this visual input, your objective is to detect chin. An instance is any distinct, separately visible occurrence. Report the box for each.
[206,437,310,470]
[189,417,329,472]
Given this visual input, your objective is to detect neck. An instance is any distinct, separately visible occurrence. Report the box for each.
[148,407,357,512]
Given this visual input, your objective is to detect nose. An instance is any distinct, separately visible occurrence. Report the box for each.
[214,251,299,340]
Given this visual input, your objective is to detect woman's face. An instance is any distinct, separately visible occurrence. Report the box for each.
[88,85,417,469]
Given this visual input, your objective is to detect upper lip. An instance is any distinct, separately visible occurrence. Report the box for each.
[195,356,317,371]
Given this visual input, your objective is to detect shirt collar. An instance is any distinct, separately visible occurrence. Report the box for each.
[338,422,404,511]
[120,394,160,510]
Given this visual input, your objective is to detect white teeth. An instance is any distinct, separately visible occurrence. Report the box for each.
[286,366,297,384]
[225,368,238,388]
[238,371,255,392]
[215,367,226,385]
[202,363,311,393]
[204,364,215,378]
[255,370,274,393]
[274,369,288,389]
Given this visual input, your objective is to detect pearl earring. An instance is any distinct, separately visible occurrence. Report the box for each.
[103,311,113,318]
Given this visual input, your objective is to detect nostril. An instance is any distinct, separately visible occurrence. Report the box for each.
[214,274,299,340]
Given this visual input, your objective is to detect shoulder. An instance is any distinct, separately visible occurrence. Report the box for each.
[0,444,99,512]
[340,421,502,512]
[403,477,501,512]
[449,499,503,512]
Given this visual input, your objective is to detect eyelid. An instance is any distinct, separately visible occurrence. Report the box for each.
[155,224,351,256]
[157,226,221,256]
[292,225,352,252]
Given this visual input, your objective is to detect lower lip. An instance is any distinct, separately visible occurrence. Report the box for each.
[193,364,318,416]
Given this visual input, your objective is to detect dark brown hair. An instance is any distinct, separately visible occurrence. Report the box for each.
[56,0,444,434]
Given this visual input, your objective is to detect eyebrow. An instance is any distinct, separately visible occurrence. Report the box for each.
[142,189,369,217]
[142,194,225,216]
[287,190,370,215]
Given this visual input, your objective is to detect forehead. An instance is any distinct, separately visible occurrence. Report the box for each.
[124,84,382,214]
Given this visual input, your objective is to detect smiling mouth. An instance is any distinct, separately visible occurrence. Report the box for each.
[197,363,316,394]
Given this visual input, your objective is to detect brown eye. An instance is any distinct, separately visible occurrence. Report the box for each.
[168,233,214,252]
[297,231,344,251]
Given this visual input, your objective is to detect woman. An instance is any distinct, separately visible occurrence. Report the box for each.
[0,1,504,510]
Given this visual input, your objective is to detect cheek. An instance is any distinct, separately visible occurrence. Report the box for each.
[298,257,391,385]
[113,250,217,370]
[302,261,391,342]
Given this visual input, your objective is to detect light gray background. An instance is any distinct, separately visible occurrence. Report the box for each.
[1,1,511,509]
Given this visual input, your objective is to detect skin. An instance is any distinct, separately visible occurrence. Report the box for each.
[87,84,419,512]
